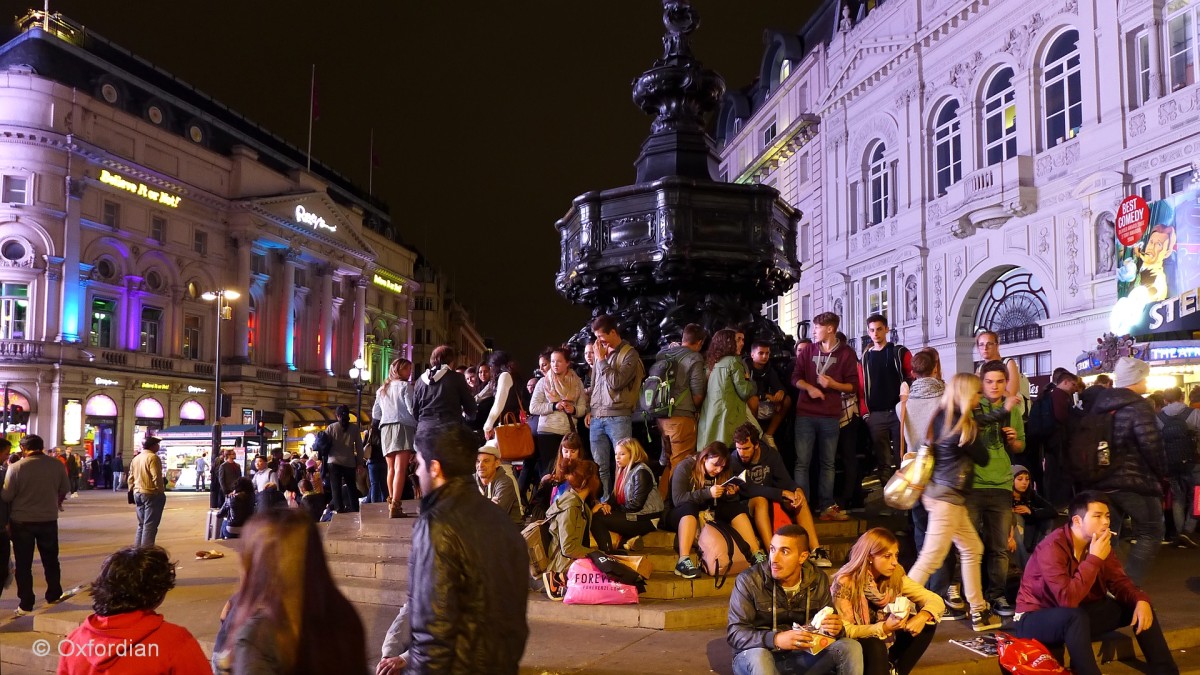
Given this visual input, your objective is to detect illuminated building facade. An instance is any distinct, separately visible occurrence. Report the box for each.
[719,0,1189,388]
[0,13,480,463]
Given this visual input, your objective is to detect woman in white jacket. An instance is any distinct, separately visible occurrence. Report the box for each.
[528,347,589,501]
[372,358,417,518]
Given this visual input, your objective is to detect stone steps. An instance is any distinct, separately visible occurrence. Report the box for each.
[0,629,65,672]
[526,593,730,630]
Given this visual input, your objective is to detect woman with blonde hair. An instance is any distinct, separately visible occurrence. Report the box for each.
[832,527,944,675]
[212,509,365,674]
[697,328,756,450]
[906,373,1001,632]
[373,357,418,518]
[592,437,664,552]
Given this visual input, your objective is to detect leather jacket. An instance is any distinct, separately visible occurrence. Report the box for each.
[404,476,529,673]
[1090,387,1166,496]
[928,410,990,494]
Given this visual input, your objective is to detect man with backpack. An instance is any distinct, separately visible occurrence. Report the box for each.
[858,314,913,482]
[1156,387,1199,548]
[587,314,646,499]
[649,323,707,497]
[1026,369,1081,509]
[1085,357,1167,585]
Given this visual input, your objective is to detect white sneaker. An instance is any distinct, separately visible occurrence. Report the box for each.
[811,547,833,568]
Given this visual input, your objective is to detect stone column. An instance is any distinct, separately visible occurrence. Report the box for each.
[230,232,253,363]
[277,249,299,371]
[353,276,368,364]
[318,265,334,375]
[167,285,183,357]
[58,176,83,342]
[41,256,64,342]
[1147,18,1164,99]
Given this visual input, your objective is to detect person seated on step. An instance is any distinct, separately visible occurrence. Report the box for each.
[831,527,944,675]
[217,477,256,539]
[666,441,765,580]
[543,458,602,600]
[58,545,208,674]
[1013,491,1180,675]
[298,478,325,522]
[526,432,585,522]
[730,422,832,569]
[727,524,863,675]
[591,437,663,553]
[1009,464,1056,569]
[475,440,522,525]
[376,603,412,675]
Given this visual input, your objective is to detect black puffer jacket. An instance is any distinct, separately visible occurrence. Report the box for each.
[1090,387,1166,496]
[412,365,478,433]
[928,410,991,494]
[404,475,529,674]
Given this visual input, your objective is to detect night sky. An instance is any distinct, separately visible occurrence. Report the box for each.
[44,0,822,367]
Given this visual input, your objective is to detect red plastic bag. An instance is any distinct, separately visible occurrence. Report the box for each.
[1194,484,1200,518]
[562,558,639,605]
[997,633,1068,673]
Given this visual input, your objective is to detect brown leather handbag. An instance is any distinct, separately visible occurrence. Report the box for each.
[495,408,534,461]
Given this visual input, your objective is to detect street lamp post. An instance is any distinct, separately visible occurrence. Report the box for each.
[348,357,371,486]
[202,289,239,508]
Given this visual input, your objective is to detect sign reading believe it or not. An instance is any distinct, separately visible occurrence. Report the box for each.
[294,205,336,233]
[99,170,182,208]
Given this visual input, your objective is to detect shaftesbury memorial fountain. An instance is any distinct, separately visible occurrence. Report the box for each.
[556,0,802,358]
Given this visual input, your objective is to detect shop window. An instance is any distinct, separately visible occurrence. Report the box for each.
[1043,30,1083,148]
[102,200,121,228]
[183,314,201,360]
[1,176,28,204]
[865,272,889,318]
[983,68,1017,166]
[868,142,889,225]
[90,297,116,348]
[934,100,963,195]
[140,307,162,354]
[0,282,28,340]
[150,215,166,244]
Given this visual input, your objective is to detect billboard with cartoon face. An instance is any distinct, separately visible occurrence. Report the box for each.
[1112,190,1200,335]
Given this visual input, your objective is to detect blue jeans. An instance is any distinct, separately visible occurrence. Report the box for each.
[1108,491,1164,586]
[794,416,841,511]
[366,462,388,503]
[1168,466,1200,535]
[134,492,166,547]
[732,639,863,675]
[589,415,632,499]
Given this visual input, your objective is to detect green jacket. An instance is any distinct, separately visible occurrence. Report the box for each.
[971,397,1024,490]
[697,355,756,450]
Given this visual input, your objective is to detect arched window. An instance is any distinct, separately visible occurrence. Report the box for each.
[973,268,1050,344]
[779,58,791,82]
[934,101,962,194]
[1043,30,1082,149]
[869,143,890,225]
[983,68,1017,165]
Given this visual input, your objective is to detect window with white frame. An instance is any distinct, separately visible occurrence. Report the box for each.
[150,214,165,243]
[983,69,1017,166]
[934,100,963,194]
[102,200,120,228]
[1133,30,1152,106]
[140,307,162,354]
[1169,5,1196,92]
[1,176,28,204]
[0,283,28,339]
[799,153,810,183]
[778,58,791,83]
[763,121,777,146]
[193,229,208,256]
[868,143,890,225]
[865,272,889,318]
[1170,168,1194,195]
[1043,30,1083,148]
[1135,180,1153,201]
[763,296,780,323]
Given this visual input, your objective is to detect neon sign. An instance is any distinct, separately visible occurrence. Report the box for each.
[63,399,82,445]
[1148,344,1200,362]
[99,170,181,208]
[187,385,208,394]
[140,382,170,391]
[294,205,336,232]
[94,377,119,386]
[373,273,404,295]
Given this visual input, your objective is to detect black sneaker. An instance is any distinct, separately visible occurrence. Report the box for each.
[811,547,833,568]
[971,609,1001,632]
[941,606,968,621]
[991,597,1015,617]
[675,557,701,579]
[944,583,966,611]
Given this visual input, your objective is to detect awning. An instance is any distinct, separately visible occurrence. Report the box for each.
[155,424,256,443]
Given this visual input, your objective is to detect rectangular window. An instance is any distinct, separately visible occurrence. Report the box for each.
[150,215,166,243]
[193,229,207,255]
[762,121,777,146]
[140,307,163,354]
[799,153,810,183]
[800,222,811,261]
[865,272,889,318]
[183,315,201,359]
[800,295,812,323]
[0,282,29,340]
[763,296,780,323]
[251,252,267,276]
[1135,31,1151,106]
[798,83,809,112]
[90,297,116,348]
[1169,10,1195,92]
[102,201,121,228]
[1135,180,1153,201]
[1170,168,1193,195]
[1,176,28,204]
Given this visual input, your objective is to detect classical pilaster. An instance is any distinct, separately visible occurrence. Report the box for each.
[277,248,300,371]
[1147,18,1163,99]
[41,256,64,342]
[353,275,368,365]
[230,232,253,363]
[317,264,334,375]
[57,175,84,342]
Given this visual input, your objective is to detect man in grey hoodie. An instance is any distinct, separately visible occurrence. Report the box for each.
[1,435,69,615]
[655,323,707,497]
[586,314,645,499]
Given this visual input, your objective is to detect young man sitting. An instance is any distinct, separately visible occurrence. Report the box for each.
[730,423,832,569]
[727,524,863,675]
[475,441,522,524]
[1014,491,1179,675]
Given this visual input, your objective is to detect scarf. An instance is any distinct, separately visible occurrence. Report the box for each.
[545,367,583,406]
[862,576,899,643]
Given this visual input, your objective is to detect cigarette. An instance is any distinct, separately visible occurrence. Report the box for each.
[1110,530,1118,536]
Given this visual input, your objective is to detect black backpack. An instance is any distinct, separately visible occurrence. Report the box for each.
[1063,408,1116,485]
[640,355,679,419]
[1026,390,1058,440]
[1158,408,1198,472]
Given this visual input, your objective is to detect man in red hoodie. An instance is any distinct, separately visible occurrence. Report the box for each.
[57,545,207,675]
[1014,491,1178,675]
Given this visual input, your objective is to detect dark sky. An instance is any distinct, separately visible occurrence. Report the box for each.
[47,0,822,365]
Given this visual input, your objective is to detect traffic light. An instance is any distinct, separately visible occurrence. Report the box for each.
[8,404,27,425]
[256,420,273,438]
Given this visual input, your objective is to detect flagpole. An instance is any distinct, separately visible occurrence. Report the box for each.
[368,128,374,195]
[306,64,315,171]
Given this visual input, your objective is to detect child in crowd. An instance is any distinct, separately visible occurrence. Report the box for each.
[832,528,944,675]
[1008,465,1057,568]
